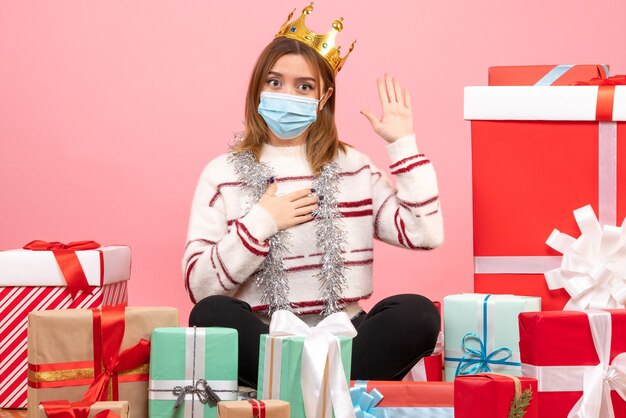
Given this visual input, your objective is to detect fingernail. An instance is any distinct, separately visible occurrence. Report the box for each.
[319,195,325,201]
[268,176,275,183]
[311,188,316,193]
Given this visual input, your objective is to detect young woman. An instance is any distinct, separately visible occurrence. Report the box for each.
[183,5,443,388]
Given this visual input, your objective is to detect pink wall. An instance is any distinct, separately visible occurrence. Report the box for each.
[1,1,625,323]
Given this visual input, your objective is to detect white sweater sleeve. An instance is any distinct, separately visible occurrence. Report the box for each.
[371,134,444,249]
[182,160,278,303]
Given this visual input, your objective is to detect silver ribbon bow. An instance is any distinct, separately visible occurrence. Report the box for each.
[173,379,221,408]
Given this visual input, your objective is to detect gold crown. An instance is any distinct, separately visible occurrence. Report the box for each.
[275,3,356,74]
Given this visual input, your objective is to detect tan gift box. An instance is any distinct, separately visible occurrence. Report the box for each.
[27,306,179,418]
[217,400,289,418]
[37,401,130,418]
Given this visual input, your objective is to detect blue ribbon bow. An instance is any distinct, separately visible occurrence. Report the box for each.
[350,381,386,418]
[445,295,521,377]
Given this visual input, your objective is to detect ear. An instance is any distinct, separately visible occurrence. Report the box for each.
[318,87,334,111]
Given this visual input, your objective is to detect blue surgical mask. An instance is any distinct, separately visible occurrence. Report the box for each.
[257,92,319,140]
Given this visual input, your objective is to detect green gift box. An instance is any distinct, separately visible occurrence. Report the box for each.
[443,293,541,381]
[257,334,353,417]
[149,327,238,418]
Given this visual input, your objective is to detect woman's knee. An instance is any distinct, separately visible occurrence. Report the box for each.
[188,295,251,326]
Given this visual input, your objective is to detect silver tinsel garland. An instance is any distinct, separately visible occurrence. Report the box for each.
[228,142,347,316]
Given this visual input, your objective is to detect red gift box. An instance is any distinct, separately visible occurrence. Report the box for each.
[0,243,130,409]
[454,373,538,418]
[488,64,608,86]
[351,380,453,409]
[519,310,626,418]
[465,77,626,310]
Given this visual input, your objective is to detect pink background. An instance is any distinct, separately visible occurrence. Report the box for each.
[1,1,625,323]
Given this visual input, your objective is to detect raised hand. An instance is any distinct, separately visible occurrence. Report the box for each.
[258,180,319,231]
[361,73,414,143]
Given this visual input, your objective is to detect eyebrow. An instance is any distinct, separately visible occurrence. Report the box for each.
[267,71,316,83]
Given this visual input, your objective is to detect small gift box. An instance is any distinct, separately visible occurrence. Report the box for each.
[0,242,130,409]
[149,327,238,418]
[217,400,290,418]
[38,401,130,418]
[350,380,454,417]
[519,309,626,418]
[443,294,540,381]
[466,75,626,310]
[454,373,538,418]
[488,64,608,86]
[257,311,355,418]
[27,305,179,418]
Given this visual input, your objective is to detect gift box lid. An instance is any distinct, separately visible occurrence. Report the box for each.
[464,85,626,121]
[0,245,131,286]
[488,64,609,86]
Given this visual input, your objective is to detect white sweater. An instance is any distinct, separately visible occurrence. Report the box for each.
[183,134,443,317]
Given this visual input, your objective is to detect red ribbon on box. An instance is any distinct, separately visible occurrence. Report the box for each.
[41,400,119,418]
[82,305,151,403]
[23,240,101,299]
[248,400,266,418]
[575,75,626,121]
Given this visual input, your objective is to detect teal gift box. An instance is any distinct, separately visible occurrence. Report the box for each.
[257,334,353,417]
[443,294,540,381]
[149,327,238,418]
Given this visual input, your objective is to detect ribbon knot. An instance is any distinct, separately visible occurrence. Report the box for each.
[172,379,221,408]
[23,239,101,298]
[545,205,626,310]
[455,333,514,376]
[349,382,384,418]
[269,310,357,418]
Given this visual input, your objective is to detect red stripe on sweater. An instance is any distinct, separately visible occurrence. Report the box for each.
[341,209,373,218]
[374,193,396,240]
[251,292,373,312]
[236,228,269,257]
[338,199,372,208]
[351,248,373,253]
[390,159,431,175]
[185,258,199,304]
[236,221,269,247]
[216,272,229,291]
[215,247,241,285]
[286,259,373,273]
[400,217,436,250]
[394,208,406,247]
[271,165,376,182]
[185,238,217,249]
[389,154,426,169]
[398,195,439,208]
[209,182,241,207]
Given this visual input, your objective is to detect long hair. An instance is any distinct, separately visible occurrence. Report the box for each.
[232,37,348,175]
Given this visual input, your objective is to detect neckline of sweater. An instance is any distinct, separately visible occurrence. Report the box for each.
[261,142,307,160]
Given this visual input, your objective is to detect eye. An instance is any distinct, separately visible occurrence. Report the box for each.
[267,79,281,88]
[298,83,314,92]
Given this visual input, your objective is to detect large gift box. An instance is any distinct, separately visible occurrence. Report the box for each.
[257,311,356,418]
[465,76,626,310]
[454,373,538,418]
[38,400,130,418]
[0,242,131,409]
[488,64,608,86]
[149,327,238,418]
[27,305,179,418]
[217,400,290,418]
[350,380,454,417]
[519,309,626,418]
[443,294,540,381]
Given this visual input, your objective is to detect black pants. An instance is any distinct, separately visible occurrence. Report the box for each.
[189,294,440,388]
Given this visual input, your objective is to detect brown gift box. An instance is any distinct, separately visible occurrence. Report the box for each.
[217,400,290,418]
[27,307,179,418]
[37,401,130,418]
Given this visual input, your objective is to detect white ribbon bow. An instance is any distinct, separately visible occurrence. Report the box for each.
[544,205,626,310]
[568,311,626,418]
[270,310,358,418]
